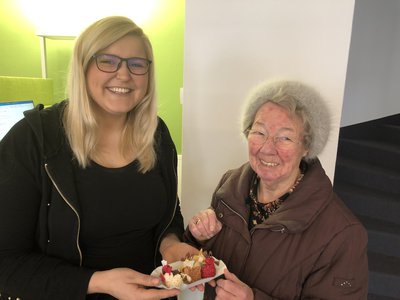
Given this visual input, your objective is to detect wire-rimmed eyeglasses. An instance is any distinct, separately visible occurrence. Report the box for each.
[245,128,301,150]
[92,54,152,75]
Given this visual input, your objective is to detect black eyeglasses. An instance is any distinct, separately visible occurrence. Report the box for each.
[92,54,152,75]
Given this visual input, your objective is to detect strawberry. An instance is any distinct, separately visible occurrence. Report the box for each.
[160,273,166,284]
[201,257,216,278]
[162,264,173,274]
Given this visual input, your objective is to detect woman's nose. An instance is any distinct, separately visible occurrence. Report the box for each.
[116,61,131,78]
[259,137,278,152]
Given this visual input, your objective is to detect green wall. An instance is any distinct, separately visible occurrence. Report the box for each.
[0,0,184,153]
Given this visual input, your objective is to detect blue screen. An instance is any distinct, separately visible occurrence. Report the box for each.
[0,100,34,140]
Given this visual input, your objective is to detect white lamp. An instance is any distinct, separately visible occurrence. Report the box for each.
[17,0,158,78]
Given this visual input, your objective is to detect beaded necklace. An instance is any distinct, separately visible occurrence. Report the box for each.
[248,170,304,229]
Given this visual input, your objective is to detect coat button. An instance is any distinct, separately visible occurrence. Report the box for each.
[218,212,223,218]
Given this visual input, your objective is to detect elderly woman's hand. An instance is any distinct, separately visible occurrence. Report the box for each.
[209,269,254,300]
[188,208,222,241]
[160,234,199,263]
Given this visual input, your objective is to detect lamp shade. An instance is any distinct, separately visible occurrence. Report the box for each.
[17,0,157,37]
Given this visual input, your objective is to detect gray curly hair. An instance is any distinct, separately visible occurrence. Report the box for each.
[241,79,331,162]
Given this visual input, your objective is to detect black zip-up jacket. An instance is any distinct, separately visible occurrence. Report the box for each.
[0,101,184,299]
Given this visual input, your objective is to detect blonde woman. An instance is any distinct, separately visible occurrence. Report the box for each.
[0,16,195,299]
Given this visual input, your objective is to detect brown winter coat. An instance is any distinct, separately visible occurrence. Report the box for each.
[184,159,368,299]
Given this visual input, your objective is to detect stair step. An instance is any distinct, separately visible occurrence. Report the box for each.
[367,124,400,145]
[336,114,400,299]
[359,216,400,258]
[337,138,400,172]
[369,252,400,277]
[368,294,400,300]
[335,158,400,194]
[369,272,400,299]
[369,269,400,299]
[340,114,400,145]
[333,182,400,225]
[368,252,400,299]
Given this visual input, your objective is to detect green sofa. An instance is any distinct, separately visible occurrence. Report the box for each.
[0,76,54,106]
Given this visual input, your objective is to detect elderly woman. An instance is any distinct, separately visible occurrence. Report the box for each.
[184,79,368,299]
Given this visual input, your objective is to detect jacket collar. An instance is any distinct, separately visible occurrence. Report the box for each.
[215,159,333,233]
[267,159,333,233]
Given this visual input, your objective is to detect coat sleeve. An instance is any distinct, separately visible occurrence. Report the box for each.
[156,117,185,241]
[0,119,94,300]
[300,223,369,299]
[182,171,232,249]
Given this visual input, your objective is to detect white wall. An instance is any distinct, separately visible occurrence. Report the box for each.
[341,0,400,126]
[181,0,355,238]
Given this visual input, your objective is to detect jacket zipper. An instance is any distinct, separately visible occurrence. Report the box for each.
[219,199,287,275]
[153,147,178,265]
[44,163,83,266]
[270,226,287,233]
[220,199,248,225]
[219,199,253,276]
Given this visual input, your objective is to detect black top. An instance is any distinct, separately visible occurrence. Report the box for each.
[0,100,184,300]
[74,160,167,275]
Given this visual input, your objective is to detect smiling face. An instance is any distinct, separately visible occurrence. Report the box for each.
[86,34,149,119]
[248,102,308,189]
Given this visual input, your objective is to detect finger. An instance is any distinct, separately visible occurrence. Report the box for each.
[144,288,180,299]
[186,243,202,256]
[215,219,223,231]
[192,209,209,225]
[196,214,212,236]
[188,217,202,234]
[191,214,212,239]
[189,219,208,241]
[189,283,205,292]
[189,209,221,240]
[216,270,250,299]
[205,209,217,231]
[135,274,162,287]
[223,269,240,283]
[198,211,219,238]
[193,216,201,226]
[215,282,234,299]
[204,209,223,236]
[207,279,216,287]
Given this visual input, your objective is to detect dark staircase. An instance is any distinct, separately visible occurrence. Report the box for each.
[333,114,400,300]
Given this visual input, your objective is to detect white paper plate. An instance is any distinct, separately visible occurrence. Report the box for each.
[151,258,227,290]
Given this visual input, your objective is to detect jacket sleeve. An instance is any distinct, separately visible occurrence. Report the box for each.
[300,223,369,299]
[182,171,231,249]
[0,118,94,300]
[156,117,184,241]
[163,196,185,239]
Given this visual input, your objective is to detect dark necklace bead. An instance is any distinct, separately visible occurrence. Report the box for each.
[248,172,304,229]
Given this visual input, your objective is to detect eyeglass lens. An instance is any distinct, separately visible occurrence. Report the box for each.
[95,54,150,75]
[248,129,298,150]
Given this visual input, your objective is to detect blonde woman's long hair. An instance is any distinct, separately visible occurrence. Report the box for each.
[63,16,157,173]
